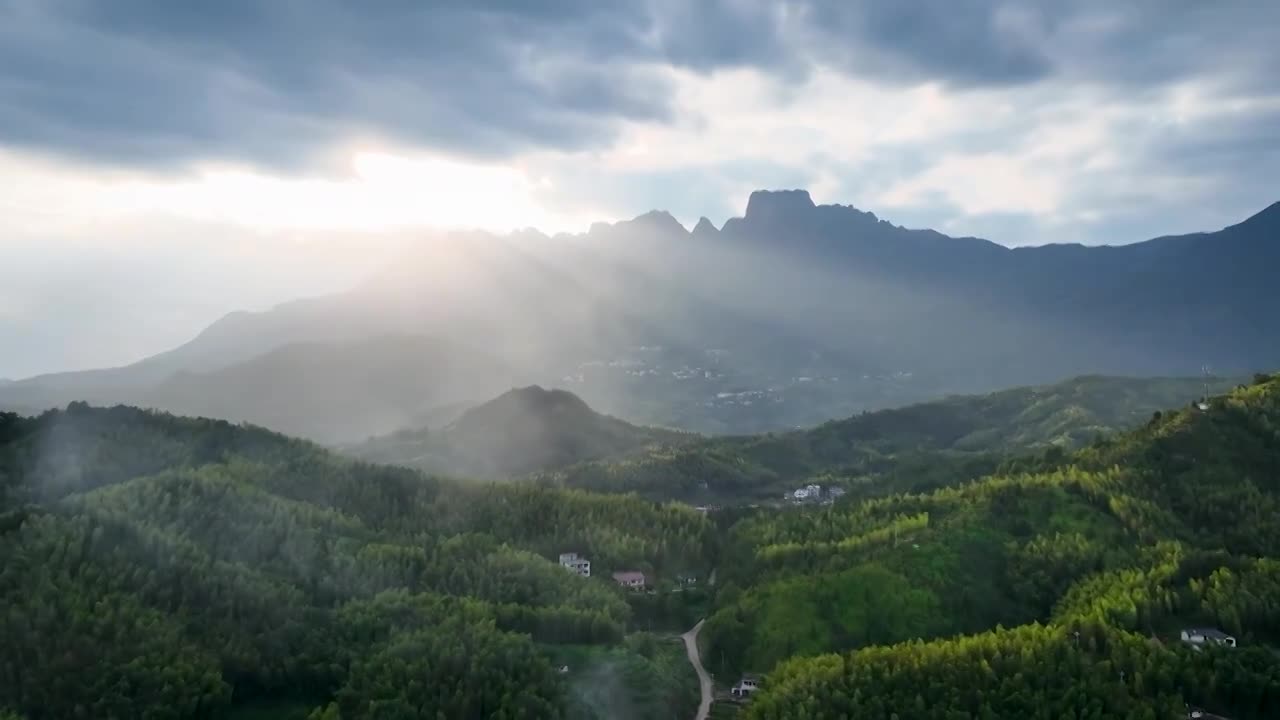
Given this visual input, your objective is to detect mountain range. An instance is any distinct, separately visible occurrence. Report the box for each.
[3,191,1277,441]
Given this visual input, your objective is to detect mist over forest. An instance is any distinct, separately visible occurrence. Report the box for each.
[5,1,1280,719]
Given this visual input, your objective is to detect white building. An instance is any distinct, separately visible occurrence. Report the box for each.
[791,483,823,501]
[559,552,591,578]
[1181,628,1236,649]
[731,675,762,697]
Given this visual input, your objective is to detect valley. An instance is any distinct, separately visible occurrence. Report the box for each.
[4,373,1280,718]
[7,4,1279,718]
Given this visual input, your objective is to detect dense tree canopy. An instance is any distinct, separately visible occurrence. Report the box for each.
[0,405,709,719]
[710,374,1280,719]
[2,373,1277,718]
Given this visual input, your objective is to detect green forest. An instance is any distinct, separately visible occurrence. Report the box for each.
[2,372,1277,719]
[701,373,1280,719]
[0,404,710,719]
[539,374,1237,502]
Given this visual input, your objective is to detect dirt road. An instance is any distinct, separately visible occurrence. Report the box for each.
[681,619,713,720]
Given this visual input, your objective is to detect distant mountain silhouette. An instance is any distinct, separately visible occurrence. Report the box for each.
[691,216,719,239]
[344,385,693,477]
[0,335,514,443]
[3,191,1277,440]
[144,335,520,443]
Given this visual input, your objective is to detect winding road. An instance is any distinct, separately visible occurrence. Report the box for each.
[681,619,713,720]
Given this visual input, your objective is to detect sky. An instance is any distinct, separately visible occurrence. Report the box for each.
[2,0,1279,379]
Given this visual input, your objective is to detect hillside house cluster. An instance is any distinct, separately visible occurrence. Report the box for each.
[611,570,646,590]
[559,553,649,590]
[789,483,822,501]
[785,484,848,505]
[558,552,591,578]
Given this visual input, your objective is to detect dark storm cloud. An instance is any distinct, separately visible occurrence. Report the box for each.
[1049,1,1280,90]
[648,0,796,72]
[0,0,668,167]
[0,0,1275,168]
[801,0,1052,86]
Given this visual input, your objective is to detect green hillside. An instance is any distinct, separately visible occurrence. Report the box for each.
[2,373,1275,719]
[0,404,709,719]
[344,385,695,478]
[704,372,1280,719]
[546,374,1237,501]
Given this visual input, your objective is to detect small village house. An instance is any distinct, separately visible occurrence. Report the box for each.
[731,674,762,697]
[559,552,591,578]
[612,570,646,590]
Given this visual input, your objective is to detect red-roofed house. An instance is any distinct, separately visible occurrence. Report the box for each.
[611,570,646,590]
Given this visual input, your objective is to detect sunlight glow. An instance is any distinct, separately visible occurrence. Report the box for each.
[150,151,574,232]
[0,147,594,237]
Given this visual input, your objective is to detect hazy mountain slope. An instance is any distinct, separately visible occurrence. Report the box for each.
[134,334,518,443]
[547,374,1241,501]
[800,373,1237,452]
[3,193,1276,440]
[4,293,399,395]
[345,385,696,477]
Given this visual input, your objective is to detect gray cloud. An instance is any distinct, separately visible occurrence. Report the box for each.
[803,0,1052,86]
[1049,2,1280,90]
[0,0,669,168]
[2,0,1276,168]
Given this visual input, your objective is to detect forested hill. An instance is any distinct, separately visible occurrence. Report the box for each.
[4,373,1277,719]
[344,385,695,477]
[707,372,1280,720]
[0,404,712,719]
[545,373,1237,501]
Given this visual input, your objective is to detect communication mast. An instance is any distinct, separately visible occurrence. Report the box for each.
[1197,365,1212,411]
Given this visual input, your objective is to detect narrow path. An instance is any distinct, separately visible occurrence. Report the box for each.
[682,619,713,720]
